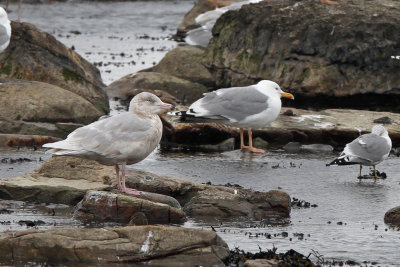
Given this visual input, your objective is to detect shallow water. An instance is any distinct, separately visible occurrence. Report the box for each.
[7,0,192,85]
[132,150,400,265]
[2,1,400,266]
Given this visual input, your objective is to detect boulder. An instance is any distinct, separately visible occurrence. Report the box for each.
[0,225,229,265]
[204,0,400,111]
[150,45,215,88]
[73,190,185,225]
[0,22,109,114]
[107,72,207,105]
[124,168,291,219]
[0,156,291,220]
[0,79,103,125]
[183,188,290,220]
[384,206,400,226]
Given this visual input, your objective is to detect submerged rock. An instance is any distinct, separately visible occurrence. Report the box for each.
[0,225,229,265]
[384,206,400,226]
[204,0,400,111]
[0,22,108,114]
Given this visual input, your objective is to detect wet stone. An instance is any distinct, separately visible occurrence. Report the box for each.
[373,116,393,124]
[72,190,186,225]
[384,206,400,226]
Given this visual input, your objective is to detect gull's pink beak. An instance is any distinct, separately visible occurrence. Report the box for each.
[159,103,175,112]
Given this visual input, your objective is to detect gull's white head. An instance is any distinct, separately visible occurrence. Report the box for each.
[129,92,174,115]
[256,80,294,100]
[0,8,9,24]
[371,124,388,137]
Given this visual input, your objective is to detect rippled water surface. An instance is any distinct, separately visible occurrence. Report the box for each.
[133,150,400,265]
[2,1,400,266]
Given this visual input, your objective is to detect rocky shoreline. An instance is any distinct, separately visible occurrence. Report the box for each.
[0,0,399,265]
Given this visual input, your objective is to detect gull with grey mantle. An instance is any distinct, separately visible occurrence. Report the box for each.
[327,125,392,180]
[43,92,174,196]
[173,80,294,153]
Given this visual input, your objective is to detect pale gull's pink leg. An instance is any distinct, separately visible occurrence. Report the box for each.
[120,163,141,196]
[115,164,122,190]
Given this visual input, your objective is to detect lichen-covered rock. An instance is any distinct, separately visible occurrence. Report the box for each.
[0,225,229,265]
[107,72,207,105]
[150,45,214,87]
[0,22,109,114]
[384,206,400,226]
[73,190,185,225]
[204,0,400,111]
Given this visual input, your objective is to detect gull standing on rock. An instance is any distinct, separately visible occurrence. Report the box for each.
[327,125,392,180]
[43,92,174,196]
[0,7,11,53]
[172,80,294,153]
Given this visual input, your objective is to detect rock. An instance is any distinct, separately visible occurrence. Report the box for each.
[0,79,103,125]
[0,120,84,140]
[283,142,301,153]
[204,0,400,111]
[166,107,400,149]
[0,156,291,220]
[150,45,214,88]
[0,157,112,205]
[165,121,238,148]
[107,71,208,105]
[0,133,60,148]
[373,116,393,124]
[384,206,400,225]
[0,225,229,265]
[244,259,278,267]
[300,144,334,152]
[73,190,185,225]
[172,137,235,152]
[0,22,108,114]
[252,137,269,149]
[183,188,291,219]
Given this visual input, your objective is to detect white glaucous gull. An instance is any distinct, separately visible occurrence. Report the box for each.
[172,80,294,153]
[0,7,11,53]
[327,125,392,180]
[43,92,174,196]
